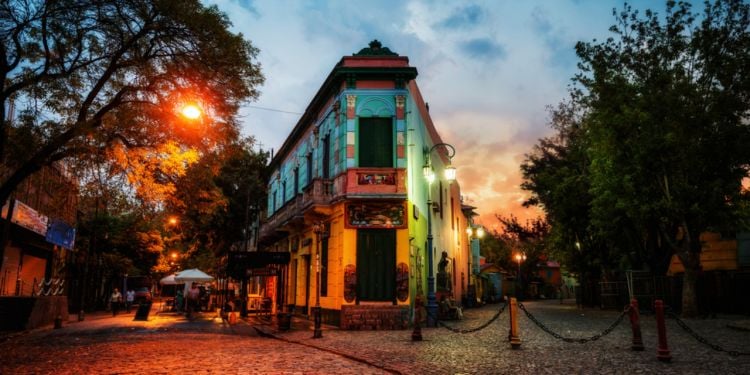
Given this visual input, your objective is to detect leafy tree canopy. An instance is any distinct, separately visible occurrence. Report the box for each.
[1,0,264,206]
[521,0,750,316]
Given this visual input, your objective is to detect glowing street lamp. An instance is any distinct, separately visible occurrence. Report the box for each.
[466,225,484,307]
[180,103,202,120]
[515,252,527,299]
[466,226,485,239]
[423,142,456,327]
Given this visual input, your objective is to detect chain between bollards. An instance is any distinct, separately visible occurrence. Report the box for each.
[517,301,629,344]
[423,303,506,334]
[665,306,750,357]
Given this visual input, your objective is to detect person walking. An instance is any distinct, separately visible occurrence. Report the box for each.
[111,288,122,316]
[125,289,135,313]
[187,283,200,318]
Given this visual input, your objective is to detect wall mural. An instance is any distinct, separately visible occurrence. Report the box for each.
[396,262,409,302]
[346,201,406,229]
[344,264,357,303]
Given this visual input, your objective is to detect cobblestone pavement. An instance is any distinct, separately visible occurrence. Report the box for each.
[262,300,750,374]
[1,300,749,374]
[0,308,388,374]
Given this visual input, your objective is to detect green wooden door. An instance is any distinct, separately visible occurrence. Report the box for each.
[356,229,396,302]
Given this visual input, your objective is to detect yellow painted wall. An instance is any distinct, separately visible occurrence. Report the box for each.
[667,232,738,275]
[279,200,414,312]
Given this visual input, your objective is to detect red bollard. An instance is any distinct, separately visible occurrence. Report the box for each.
[509,297,521,349]
[629,299,644,351]
[654,300,672,362]
[412,296,423,341]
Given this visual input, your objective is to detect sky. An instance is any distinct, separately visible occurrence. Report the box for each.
[204,0,669,229]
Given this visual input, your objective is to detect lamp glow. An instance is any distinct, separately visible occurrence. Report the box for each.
[180,104,202,119]
[444,165,456,181]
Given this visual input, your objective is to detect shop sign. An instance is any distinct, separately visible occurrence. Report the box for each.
[246,268,279,277]
[11,200,48,236]
[346,201,406,229]
[46,219,76,250]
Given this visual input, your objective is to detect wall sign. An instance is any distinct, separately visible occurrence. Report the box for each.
[46,219,76,250]
[357,173,396,185]
[11,200,48,236]
[346,201,406,229]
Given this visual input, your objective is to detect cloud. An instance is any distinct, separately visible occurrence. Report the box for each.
[223,0,259,17]
[436,4,484,29]
[459,37,507,60]
[203,0,647,231]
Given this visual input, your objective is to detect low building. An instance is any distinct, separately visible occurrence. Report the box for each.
[257,41,472,329]
[0,162,77,329]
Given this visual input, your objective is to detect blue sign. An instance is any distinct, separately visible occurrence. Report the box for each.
[46,219,76,250]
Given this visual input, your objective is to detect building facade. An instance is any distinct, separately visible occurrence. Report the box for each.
[0,162,78,298]
[258,41,471,329]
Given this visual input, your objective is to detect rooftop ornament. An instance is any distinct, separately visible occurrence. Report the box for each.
[353,39,399,56]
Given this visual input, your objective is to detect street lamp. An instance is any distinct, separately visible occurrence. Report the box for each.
[515,252,527,299]
[466,225,484,307]
[180,103,202,120]
[423,143,456,327]
[312,222,327,338]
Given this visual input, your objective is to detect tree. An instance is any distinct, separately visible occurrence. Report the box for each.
[522,0,750,316]
[1,0,264,206]
[160,137,268,273]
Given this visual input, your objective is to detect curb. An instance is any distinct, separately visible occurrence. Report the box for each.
[250,325,402,375]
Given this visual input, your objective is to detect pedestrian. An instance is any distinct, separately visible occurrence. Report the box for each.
[175,289,183,312]
[187,283,200,316]
[126,289,135,313]
[111,288,122,316]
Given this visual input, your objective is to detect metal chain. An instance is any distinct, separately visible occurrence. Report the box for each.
[517,302,629,343]
[425,303,506,334]
[665,310,750,357]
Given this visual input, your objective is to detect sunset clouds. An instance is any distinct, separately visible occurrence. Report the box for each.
[205,0,661,226]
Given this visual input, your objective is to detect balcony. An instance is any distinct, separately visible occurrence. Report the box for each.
[258,168,407,243]
[344,168,406,198]
[258,178,334,242]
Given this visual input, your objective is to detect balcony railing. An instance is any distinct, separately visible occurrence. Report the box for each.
[259,178,334,241]
[258,168,406,242]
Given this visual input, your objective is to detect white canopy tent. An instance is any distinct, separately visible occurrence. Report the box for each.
[159,273,183,285]
[174,268,214,283]
[174,269,214,311]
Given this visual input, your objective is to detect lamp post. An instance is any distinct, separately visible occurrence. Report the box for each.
[515,252,527,300]
[423,143,456,327]
[466,226,484,307]
[312,222,326,338]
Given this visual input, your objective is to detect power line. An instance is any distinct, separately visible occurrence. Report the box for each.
[245,104,302,115]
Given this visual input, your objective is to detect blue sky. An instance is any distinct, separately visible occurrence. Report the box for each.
[204,0,680,227]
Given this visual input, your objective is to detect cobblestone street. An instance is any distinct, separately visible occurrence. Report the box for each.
[1,300,749,374]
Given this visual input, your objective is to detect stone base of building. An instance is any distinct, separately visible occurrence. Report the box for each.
[0,296,68,331]
[341,304,409,330]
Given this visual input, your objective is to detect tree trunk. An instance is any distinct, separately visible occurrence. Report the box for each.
[681,266,699,317]
[676,224,701,318]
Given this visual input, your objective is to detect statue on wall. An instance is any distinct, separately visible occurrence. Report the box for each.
[436,251,451,292]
